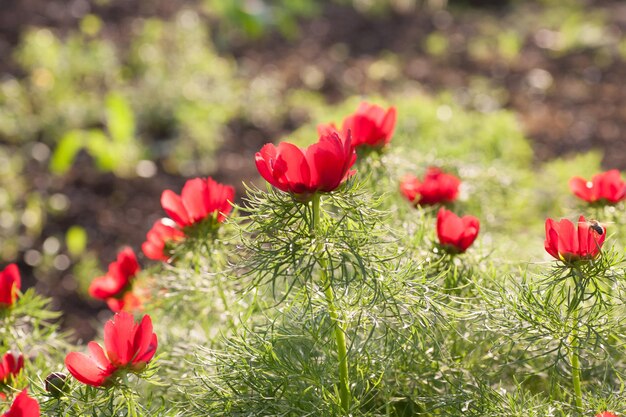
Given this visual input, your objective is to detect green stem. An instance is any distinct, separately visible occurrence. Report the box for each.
[570,268,583,413]
[311,194,351,413]
[569,272,583,413]
[204,242,236,330]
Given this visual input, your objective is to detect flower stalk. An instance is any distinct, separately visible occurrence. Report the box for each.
[311,193,351,413]
[569,266,584,413]
[570,305,583,413]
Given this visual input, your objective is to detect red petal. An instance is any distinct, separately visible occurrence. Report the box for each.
[380,107,397,142]
[458,216,480,252]
[274,142,311,193]
[161,190,191,227]
[544,219,560,259]
[104,312,136,366]
[569,177,594,202]
[205,177,235,222]
[306,132,347,192]
[132,315,155,365]
[437,208,464,247]
[65,350,113,387]
[255,144,284,191]
[5,389,40,417]
[399,175,420,203]
[556,218,577,258]
[0,264,20,306]
[181,178,210,224]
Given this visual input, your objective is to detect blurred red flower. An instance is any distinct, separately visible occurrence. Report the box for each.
[142,219,185,262]
[0,352,23,383]
[569,170,626,204]
[318,102,397,148]
[400,168,460,206]
[65,312,157,387]
[1,389,39,417]
[544,216,605,262]
[161,177,234,228]
[89,248,142,312]
[0,264,21,308]
[436,208,480,254]
[595,412,617,417]
[255,131,356,199]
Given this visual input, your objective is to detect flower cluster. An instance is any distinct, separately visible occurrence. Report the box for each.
[2,99,622,414]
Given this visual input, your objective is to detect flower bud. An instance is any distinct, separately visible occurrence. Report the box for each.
[45,372,68,397]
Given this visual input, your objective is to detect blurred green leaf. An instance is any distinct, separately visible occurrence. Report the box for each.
[66,225,88,257]
[49,130,85,174]
[85,129,116,171]
[106,92,135,144]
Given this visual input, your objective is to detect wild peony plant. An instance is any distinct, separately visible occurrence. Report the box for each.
[173,129,465,417]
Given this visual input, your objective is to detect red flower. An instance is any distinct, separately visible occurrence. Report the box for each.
[569,170,626,204]
[161,177,234,228]
[595,412,617,417]
[436,208,480,254]
[141,219,185,262]
[0,265,20,308]
[0,352,23,383]
[1,389,39,417]
[318,102,397,148]
[89,248,139,301]
[400,168,461,206]
[544,216,605,262]
[65,312,157,387]
[255,131,356,199]
[106,291,143,313]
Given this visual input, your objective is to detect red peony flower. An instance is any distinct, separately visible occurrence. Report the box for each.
[1,389,39,417]
[89,248,139,301]
[400,167,461,206]
[0,265,21,309]
[141,219,185,262]
[255,131,356,199]
[544,216,605,262]
[88,248,144,313]
[436,208,480,254]
[569,170,626,204]
[161,177,235,228]
[0,352,23,384]
[318,102,397,149]
[106,291,143,313]
[65,312,157,387]
[595,412,617,417]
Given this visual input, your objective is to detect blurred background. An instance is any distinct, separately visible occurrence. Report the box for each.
[1,0,625,339]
